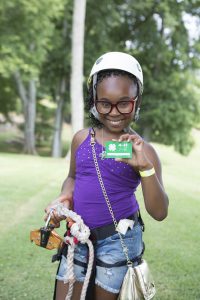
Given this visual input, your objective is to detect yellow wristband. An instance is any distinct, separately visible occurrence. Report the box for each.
[139,167,155,178]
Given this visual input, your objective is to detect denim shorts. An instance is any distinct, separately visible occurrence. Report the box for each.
[56,223,143,294]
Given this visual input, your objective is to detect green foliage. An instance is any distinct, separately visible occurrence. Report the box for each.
[138,71,200,155]
[84,0,200,154]
[35,101,55,145]
[39,0,73,118]
[0,0,200,154]
[0,76,18,115]
[84,0,124,76]
[0,0,65,78]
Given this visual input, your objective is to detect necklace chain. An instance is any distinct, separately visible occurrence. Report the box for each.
[100,128,106,160]
[90,134,132,265]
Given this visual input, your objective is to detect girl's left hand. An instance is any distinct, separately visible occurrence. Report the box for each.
[115,133,153,171]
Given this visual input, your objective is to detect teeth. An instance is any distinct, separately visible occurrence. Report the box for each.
[110,120,122,125]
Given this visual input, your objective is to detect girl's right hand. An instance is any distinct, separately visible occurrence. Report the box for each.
[44,194,73,228]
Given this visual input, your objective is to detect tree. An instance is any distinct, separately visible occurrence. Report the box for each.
[1,0,199,156]
[70,0,87,134]
[0,0,64,154]
[40,0,86,156]
[40,1,72,157]
[84,0,200,154]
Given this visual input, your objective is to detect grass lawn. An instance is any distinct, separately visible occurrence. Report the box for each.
[0,129,200,299]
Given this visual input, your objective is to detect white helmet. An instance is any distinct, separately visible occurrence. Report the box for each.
[88,51,143,95]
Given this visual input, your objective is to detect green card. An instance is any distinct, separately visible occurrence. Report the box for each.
[105,141,132,158]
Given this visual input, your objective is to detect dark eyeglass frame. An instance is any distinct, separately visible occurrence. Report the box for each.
[95,97,138,115]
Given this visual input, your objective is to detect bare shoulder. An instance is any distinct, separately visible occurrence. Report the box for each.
[144,141,161,162]
[129,129,159,157]
[71,128,90,151]
[143,141,164,184]
[144,141,157,154]
[127,128,161,165]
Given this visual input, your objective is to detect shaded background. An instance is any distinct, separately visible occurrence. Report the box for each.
[0,0,200,156]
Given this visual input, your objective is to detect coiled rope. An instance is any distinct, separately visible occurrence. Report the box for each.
[52,204,94,300]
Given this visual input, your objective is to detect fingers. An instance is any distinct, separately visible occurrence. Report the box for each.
[113,133,143,144]
[119,133,144,149]
[44,201,57,214]
[44,206,65,227]
[50,221,60,228]
[44,194,73,228]
[118,133,131,141]
[44,210,61,228]
[119,133,141,142]
[115,157,129,164]
[51,210,62,224]
[44,194,71,212]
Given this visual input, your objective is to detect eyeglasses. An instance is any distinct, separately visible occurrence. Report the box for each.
[95,97,138,115]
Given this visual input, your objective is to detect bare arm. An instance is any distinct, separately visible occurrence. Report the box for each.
[44,129,88,226]
[116,133,169,221]
[140,143,168,221]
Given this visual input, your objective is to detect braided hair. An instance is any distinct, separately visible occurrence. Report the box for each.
[85,69,140,127]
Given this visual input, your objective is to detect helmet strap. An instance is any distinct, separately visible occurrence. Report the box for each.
[134,93,142,122]
[92,73,97,102]
[134,107,140,121]
[90,106,100,120]
[90,73,100,120]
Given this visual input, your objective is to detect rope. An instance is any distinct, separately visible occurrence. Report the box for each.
[52,204,94,300]
[64,236,76,300]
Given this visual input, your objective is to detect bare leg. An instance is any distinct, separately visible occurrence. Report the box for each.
[55,281,83,300]
[95,284,118,300]
[71,282,84,300]
[55,281,68,300]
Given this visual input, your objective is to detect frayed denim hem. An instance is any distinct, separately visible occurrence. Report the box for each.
[56,275,67,282]
[95,279,119,294]
[56,275,85,283]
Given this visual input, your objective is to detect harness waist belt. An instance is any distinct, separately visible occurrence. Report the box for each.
[90,212,139,241]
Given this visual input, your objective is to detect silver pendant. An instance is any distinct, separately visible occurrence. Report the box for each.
[99,151,106,160]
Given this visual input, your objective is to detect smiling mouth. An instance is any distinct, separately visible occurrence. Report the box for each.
[107,119,123,126]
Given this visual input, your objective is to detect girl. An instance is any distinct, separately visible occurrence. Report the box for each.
[45,52,169,300]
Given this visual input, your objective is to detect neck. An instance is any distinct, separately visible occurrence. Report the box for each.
[102,126,130,138]
[94,127,123,144]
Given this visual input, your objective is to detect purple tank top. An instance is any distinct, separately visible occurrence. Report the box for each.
[73,130,141,229]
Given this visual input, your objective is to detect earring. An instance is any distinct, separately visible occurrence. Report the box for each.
[134,107,140,121]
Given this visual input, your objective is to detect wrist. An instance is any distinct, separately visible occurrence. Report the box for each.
[59,194,69,200]
[138,162,154,172]
[59,192,73,201]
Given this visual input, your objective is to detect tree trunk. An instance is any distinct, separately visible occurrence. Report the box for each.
[52,13,68,158]
[51,79,65,157]
[70,0,86,134]
[14,71,37,154]
[51,97,64,157]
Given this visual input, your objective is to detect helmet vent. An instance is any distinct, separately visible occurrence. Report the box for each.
[96,57,103,65]
[137,63,142,72]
